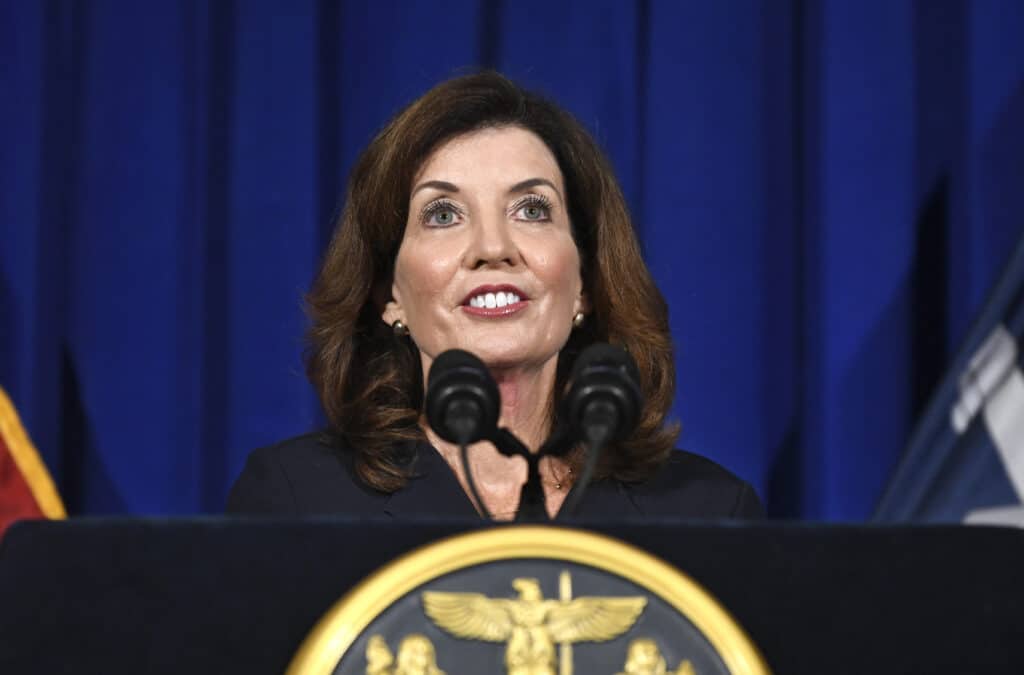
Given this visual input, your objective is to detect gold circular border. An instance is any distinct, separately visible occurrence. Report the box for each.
[287,525,771,675]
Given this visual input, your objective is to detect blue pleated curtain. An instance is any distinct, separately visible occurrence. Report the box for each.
[2,0,1023,519]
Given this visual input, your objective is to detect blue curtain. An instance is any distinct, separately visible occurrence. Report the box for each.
[2,0,1023,519]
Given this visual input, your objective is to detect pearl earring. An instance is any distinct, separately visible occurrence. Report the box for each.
[392,319,409,336]
[572,311,585,328]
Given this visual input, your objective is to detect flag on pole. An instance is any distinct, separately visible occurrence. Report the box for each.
[0,387,66,537]
[875,233,1024,524]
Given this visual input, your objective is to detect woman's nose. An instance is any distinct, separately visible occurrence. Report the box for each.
[466,213,521,269]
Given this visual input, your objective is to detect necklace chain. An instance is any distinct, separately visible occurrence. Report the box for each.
[550,464,573,490]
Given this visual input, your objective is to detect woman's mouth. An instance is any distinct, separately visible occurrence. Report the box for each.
[461,285,529,317]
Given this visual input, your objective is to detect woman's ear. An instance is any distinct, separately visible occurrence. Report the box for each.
[574,290,590,317]
[381,299,403,327]
[373,275,402,326]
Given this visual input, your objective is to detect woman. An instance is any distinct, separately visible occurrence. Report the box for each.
[227,72,762,520]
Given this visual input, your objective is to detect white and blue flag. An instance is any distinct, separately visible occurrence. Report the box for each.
[875,233,1024,524]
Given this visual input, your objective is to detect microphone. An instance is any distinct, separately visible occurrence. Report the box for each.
[426,349,500,446]
[563,343,642,445]
[425,349,501,520]
[558,343,642,519]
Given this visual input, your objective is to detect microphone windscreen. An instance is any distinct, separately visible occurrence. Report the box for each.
[570,343,640,384]
[428,349,489,387]
[565,343,642,441]
[425,349,500,445]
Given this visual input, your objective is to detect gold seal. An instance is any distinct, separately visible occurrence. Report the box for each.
[287,526,769,675]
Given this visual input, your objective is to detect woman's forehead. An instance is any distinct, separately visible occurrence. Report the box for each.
[411,126,565,196]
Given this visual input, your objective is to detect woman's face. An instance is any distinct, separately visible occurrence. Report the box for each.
[384,125,585,375]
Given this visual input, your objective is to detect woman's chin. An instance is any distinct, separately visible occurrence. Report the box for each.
[417,327,567,372]
[463,345,559,373]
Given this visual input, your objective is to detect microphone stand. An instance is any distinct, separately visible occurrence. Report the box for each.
[518,454,547,521]
[487,428,548,521]
[487,425,581,522]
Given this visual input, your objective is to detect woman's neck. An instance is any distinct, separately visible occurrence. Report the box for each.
[488,362,556,452]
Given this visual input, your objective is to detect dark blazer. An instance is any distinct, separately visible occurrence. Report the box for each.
[226,432,764,519]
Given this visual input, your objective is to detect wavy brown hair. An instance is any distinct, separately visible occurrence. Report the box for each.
[306,71,678,492]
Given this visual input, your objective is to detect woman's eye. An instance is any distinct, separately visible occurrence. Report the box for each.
[422,201,462,227]
[431,209,456,225]
[514,199,551,221]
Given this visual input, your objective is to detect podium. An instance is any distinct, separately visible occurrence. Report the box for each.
[1,518,1022,674]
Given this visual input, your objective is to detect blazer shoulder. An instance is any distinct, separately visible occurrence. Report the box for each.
[225,432,384,514]
[627,450,765,519]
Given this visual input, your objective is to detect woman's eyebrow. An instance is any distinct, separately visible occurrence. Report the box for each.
[411,180,459,197]
[507,177,563,204]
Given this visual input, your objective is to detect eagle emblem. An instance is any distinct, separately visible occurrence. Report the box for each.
[421,572,647,675]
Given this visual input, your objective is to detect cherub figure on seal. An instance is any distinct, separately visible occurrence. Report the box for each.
[365,634,445,675]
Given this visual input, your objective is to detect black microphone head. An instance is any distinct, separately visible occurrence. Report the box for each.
[569,343,640,384]
[426,349,500,445]
[565,343,643,442]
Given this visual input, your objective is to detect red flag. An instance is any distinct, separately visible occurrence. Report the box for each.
[0,387,65,537]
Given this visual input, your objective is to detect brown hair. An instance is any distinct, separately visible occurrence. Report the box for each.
[306,71,678,492]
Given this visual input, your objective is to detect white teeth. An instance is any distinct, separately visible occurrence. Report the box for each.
[468,291,523,308]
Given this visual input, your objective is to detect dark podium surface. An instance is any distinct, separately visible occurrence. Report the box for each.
[1,518,1022,674]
